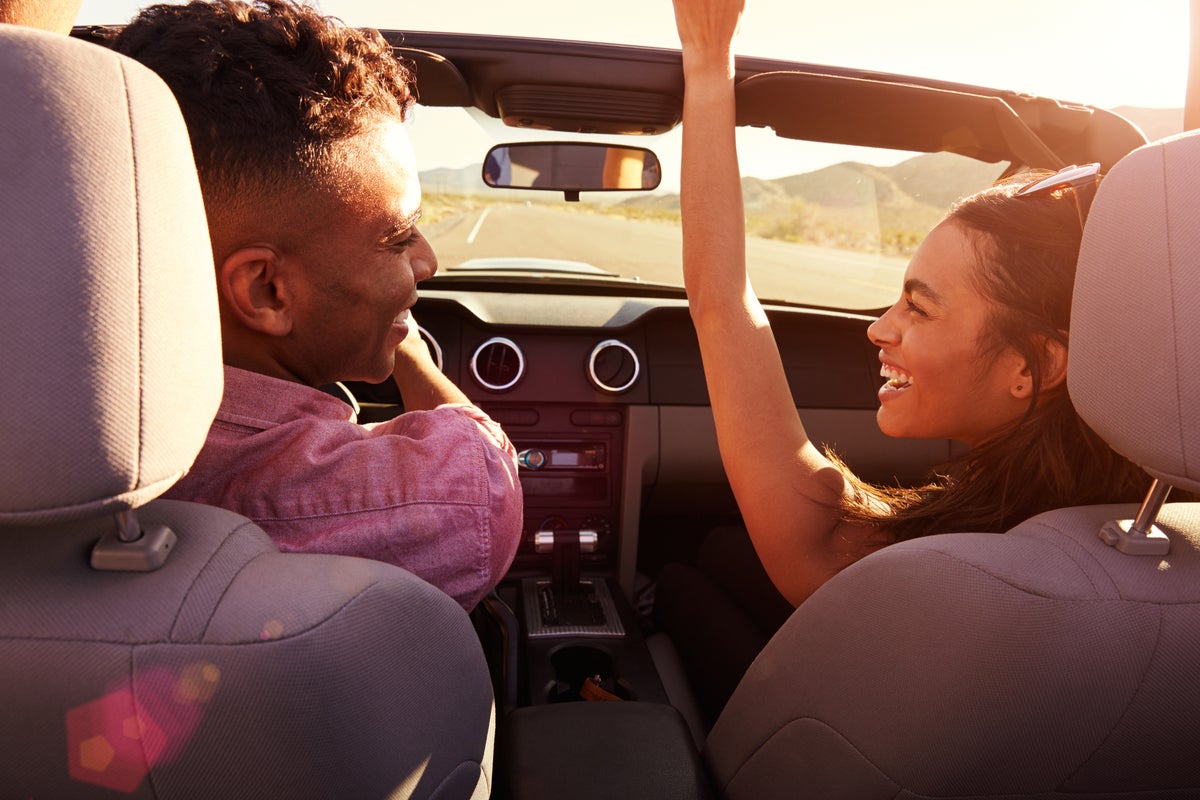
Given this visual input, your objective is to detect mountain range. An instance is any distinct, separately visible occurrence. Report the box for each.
[420,107,1185,256]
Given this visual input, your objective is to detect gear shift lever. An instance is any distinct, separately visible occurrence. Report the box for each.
[551,530,582,596]
[534,529,604,626]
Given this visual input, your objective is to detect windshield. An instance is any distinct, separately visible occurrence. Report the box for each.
[74,0,1187,311]
[410,105,1004,310]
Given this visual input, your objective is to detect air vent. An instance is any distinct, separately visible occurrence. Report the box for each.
[471,336,525,391]
[588,339,640,393]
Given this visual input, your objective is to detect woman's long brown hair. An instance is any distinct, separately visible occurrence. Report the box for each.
[836,172,1153,541]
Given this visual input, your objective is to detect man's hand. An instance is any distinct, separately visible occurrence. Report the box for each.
[395,312,435,363]
[391,313,472,410]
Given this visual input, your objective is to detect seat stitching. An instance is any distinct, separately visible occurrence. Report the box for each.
[896,527,1200,604]
[919,531,1200,606]
[1008,521,1108,596]
[1060,606,1166,788]
[114,58,161,797]
[420,759,487,799]
[121,643,165,798]
[717,716,901,798]
[1162,144,1190,478]
[119,56,146,495]
[7,582,383,648]
[884,543,1102,602]
[169,516,265,641]
[192,541,384,644]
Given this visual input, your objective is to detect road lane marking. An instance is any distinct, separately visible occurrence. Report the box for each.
[466,207,491,244]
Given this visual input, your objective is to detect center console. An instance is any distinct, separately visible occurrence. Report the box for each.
[482,402,669,709]
[349,378,707,796]
[490,404,625,576]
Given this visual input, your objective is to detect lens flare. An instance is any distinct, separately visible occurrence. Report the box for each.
[66,662,221,792]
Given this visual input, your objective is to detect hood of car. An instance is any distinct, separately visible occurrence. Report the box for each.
[450,257,619,276]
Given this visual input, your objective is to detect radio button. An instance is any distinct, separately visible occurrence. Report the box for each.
[517,448,547,470]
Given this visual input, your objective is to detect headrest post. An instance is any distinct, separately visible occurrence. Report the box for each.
[1131,479,1173,535]
[90,509,178,572]
[114,509,142,543]
[1098,478,1172,556]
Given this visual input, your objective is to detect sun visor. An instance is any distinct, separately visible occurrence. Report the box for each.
[735,71,1066,168]
[394,46,473,106]
[494,85,680,135]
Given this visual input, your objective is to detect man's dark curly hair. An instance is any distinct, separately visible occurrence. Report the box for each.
[111,0,416,202]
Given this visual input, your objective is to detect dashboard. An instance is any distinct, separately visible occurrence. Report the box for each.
[346,288,959,595]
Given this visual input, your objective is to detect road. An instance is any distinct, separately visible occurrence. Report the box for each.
[423,203,905,309]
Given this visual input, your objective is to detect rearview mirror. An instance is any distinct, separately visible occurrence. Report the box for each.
[482,142,661,200]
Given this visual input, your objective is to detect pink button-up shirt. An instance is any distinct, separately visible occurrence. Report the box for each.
[166,366,524,610]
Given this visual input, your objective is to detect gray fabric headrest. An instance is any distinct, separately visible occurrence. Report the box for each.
[1069,130,1200,494]
[0,26,222,524]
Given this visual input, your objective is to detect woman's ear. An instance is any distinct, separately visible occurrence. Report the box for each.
[1010,360,1035,400]
[217,246,294,337]
[1039,336,1069,392]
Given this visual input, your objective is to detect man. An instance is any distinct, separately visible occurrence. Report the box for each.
[110,0,523,610]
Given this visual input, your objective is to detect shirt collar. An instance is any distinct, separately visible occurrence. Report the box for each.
[217,365,358,429]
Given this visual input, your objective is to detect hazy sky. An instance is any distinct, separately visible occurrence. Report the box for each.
[78,0,1191,109]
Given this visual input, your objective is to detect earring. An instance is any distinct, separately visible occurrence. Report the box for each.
[1016,384,1024,392]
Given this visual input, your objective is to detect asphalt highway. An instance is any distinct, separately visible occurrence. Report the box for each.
[424,203,904,310]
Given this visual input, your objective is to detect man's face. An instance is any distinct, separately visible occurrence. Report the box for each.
[283,120,438,387]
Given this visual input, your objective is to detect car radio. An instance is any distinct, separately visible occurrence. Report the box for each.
[517,442,606,471]
[495,406,625,574]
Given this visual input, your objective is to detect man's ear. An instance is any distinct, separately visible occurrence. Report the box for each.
[217,246,294,337]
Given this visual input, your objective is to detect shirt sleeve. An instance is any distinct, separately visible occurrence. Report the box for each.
[358,403,524,610]
[168,370,525,611]
[245,404,523,611]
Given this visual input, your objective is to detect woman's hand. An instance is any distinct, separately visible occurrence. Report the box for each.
[671,0,745,50]
[671,0,745,74]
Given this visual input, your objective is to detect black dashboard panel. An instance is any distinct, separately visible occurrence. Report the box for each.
[391,291,883,408]
[639,307,880,407]
[345,289,948,585]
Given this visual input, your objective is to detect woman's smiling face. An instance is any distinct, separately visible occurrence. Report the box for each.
[867,219,1031,447]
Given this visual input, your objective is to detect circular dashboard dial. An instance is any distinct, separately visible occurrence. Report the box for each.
[587,339,640,393]
[470,336,525,391]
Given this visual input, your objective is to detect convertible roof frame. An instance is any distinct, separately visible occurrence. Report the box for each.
[70,25,1148,171]
[388,30,1148,172]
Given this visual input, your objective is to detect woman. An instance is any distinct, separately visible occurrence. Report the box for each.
[660,0,1153,720]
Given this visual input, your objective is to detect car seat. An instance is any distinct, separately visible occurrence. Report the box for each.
[0,25,494,799]
[703,131,1200,798]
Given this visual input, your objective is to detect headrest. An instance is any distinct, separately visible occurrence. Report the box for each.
[0,26,222,525]
[1069,130,1200,495]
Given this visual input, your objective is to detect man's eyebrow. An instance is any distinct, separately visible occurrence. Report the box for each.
[383,208,423,239]
[903,277,944,306]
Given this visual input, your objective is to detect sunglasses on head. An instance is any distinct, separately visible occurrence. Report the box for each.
[1013,162,1102,232]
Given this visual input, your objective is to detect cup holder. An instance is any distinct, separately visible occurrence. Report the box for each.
[547,645,636,703]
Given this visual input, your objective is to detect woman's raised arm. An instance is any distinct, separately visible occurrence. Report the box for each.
[672,0,882,605]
